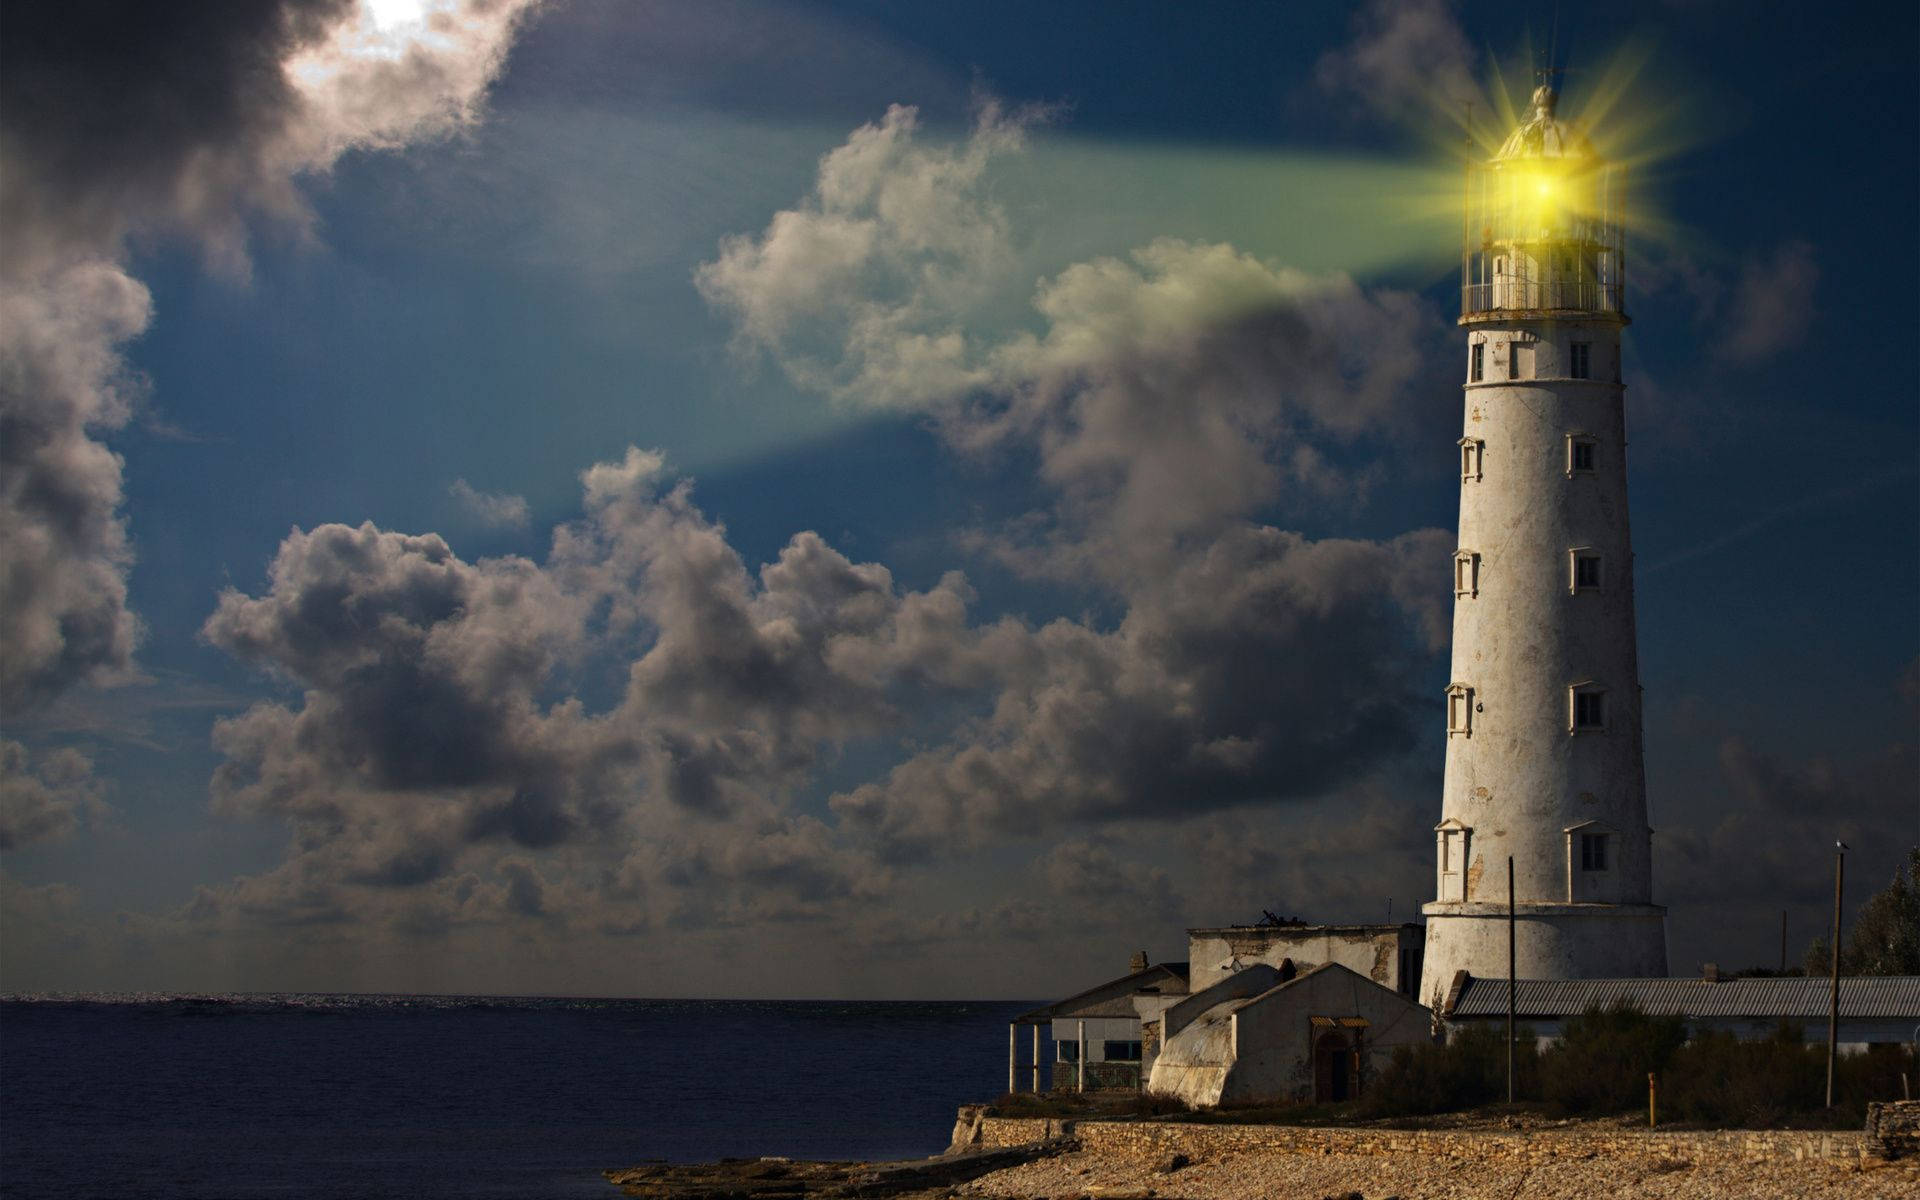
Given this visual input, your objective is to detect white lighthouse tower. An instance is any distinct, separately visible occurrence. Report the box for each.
[1418,84,1668,1005]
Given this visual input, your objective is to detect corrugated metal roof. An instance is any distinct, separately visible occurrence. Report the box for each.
[1450,976,1920,1020]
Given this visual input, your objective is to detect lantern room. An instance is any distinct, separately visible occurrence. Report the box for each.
[1461,85,1627,322]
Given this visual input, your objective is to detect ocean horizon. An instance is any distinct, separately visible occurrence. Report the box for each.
[0,992,1037,1199]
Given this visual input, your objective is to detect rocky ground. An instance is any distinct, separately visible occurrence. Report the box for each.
[957,1142,1920,1200]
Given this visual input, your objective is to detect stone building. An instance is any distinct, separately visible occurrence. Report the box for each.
[1188,921,1424,998]
[1147,962,1432,1107]
[1419,84,1668,1004]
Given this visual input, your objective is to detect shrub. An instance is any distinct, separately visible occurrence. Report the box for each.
[1539,1001,1686,1115]
[1662,1024,1820,1126]
[1360,1024,1538,1117]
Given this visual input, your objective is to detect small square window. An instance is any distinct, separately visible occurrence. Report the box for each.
[1447,684,1474,737]
[1567,435,1596,475]
[1470,342,1484,382]
[1570,551,1602,592]
[1570,342,1591,379]
[1454,550,1480,598]
[1057,1041,1080,1063]
[1580,833,1609,872]
[1459,438,1484,482]
[1572,688,1606,732]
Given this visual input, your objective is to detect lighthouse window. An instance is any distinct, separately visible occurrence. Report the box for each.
[1470,342,1484,382]
[1570,550,1602,592]
[1454,550,1480,598]
[1446,684,1474,736]
[1570,686,1607,732]
[1507,341,1522,379]
[1567,435,1597,475]
[1459,438,1484,482]
[1570,342,1592,379]
[1580,833,1609,872]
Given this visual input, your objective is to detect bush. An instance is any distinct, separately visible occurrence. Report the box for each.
[1539,1001,1686,1115]
[1661,1025,1821,1126]
[1660,1025,1916,1127]
[1360,1024,1538,1117]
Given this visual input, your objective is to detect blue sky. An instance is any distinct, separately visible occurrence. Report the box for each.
[1,0,1914,999]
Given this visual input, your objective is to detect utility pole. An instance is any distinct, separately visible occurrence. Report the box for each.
[1507,855,1516,1105]
[1827,842,1847,1108]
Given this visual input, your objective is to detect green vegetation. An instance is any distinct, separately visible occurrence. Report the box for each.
[1805,849,1920,977]
[1360,1023,1537,1117]
[1361,1002,1914,1128]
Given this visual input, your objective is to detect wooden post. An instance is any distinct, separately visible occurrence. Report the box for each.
[1827,843,1846,1108]
[1077,1020,1087,1093]
[1507,855,1517,1105]
[1008,1023,1016,1095]
[1648,1072,1657,1127]
[1031,1023,1041,1093]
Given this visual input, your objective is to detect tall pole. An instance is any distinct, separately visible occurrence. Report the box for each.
[1008,1023,1017,1096]
[1507,855,1517,1105]
[1827,842,1847,1107]
[1032,1024,1041,1093]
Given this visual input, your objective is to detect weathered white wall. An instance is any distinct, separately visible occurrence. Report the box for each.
[1422,313,1667,1000]
[1149,965,1433,1108]
[1224,966,1433,1105]
[1187,926,1421,993]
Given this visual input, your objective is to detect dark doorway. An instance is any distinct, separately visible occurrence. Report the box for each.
[1314,1031,1351,1102]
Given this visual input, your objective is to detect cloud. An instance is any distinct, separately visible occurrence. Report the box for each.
[448,478,532,529]
[830,525,1450,861]
[1717,240,1819,365]
[0,740,110,851]
[694,100,1036,408]
[0,0,540,716]
[188,100,1455,950]
[1314,0,1480,124]
[197,448,979,928]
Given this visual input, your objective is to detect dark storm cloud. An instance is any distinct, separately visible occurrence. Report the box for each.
[193,450,958,927]
[0,0,540,715]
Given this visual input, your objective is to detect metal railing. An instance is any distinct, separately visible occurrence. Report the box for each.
[1462,280,1623,317]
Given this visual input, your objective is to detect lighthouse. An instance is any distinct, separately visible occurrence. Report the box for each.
[1418,85,1668,1006]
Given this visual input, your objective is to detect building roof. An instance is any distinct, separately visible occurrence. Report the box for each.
[1494,86,1595,161]
[1449,976,1920,1021]
[1016,962,1190,1024]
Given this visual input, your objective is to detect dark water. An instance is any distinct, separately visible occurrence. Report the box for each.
[0,994,1034,1199]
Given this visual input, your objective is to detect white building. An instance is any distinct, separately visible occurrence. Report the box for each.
[1419,84,1667,1004]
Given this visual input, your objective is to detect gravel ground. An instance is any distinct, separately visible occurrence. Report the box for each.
[957,1144,1920,1199]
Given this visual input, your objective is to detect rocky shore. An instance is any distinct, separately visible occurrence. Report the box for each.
[956,1138,1916,1199]
[606,1103,1920,1199]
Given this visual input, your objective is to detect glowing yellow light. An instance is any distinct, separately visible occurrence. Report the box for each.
[1536,181,1552,197]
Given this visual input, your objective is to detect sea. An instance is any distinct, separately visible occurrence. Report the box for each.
[0,994,1036,1199]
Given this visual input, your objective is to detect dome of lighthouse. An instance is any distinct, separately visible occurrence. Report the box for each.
[1494,85,1595,160]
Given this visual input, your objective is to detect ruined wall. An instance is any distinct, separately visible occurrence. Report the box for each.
[1187,926,1419,992]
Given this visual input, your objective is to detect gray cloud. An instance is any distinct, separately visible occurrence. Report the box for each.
[0,0,540,716]
[449,478,532,529]
[188,100,1456,946]
[1717,240,1819,366]
[1314,0,1481,126]
[0,740,109,851]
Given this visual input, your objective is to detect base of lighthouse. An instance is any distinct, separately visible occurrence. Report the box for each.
[1418,902,1667,1008]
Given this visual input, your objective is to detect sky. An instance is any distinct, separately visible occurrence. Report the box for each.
[1,0,1915,1001]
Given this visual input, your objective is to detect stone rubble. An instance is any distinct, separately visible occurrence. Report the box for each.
[954,1142,1920,1199]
